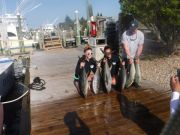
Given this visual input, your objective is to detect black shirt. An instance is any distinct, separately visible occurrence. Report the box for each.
[75,55,97,79]
[101,55,120,76]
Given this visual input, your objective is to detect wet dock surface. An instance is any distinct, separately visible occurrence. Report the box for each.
[31,48,170,135]
[31,89,170,135]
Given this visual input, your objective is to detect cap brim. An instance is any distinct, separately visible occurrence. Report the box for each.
[130,26,138,30]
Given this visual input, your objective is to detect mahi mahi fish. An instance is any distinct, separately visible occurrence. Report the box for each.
[92,67,101,94]
[103,61,112,93]
[79,67,89,98]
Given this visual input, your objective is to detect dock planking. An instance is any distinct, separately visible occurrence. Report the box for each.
[31,87,170,135]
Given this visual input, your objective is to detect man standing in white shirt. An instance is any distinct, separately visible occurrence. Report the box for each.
[121,20,144,88]
[170,76,180,115]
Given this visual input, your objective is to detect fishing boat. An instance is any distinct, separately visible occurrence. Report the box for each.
[0,14,36,53]
[0,58,14,98]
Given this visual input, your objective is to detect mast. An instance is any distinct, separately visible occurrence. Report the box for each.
[1,0,9,54]
[87,0,93,20]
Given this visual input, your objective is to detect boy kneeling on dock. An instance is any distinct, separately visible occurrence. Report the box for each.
[74,45,97,96]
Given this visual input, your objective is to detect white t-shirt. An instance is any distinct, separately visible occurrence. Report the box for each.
[171,91,180,115]
[121,30,144,58]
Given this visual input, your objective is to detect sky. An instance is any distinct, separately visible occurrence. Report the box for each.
[1,0,120,28]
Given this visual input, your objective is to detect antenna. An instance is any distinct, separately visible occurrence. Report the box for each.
[15,0,37,14]
[86,0,93,20]
[16,0,26,13]
[2,0,7,15]
[19,0,36,15]
[22,3,42,16]
[52,17,59,25]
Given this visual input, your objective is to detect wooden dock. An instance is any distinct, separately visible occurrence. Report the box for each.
[31,88,170,135]
[30,48,170,135]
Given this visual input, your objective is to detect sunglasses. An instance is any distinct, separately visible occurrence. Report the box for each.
[87,53,93,56]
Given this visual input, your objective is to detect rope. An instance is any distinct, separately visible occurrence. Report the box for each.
[1,83,29,105]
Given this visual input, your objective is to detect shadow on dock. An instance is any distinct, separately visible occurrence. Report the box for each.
[64,111,91,135]
[118,93,165,135]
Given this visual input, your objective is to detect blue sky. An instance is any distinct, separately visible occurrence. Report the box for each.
[2,0,120,28]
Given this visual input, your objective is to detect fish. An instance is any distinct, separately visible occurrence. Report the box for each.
[103,61,112,93]
[92,67,101,94]
[125,63,136,88]
[118,65,127,90]
[79,67,89,98]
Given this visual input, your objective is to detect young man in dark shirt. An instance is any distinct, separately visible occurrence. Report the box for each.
[74,45,97,94]
[101,46,120,86]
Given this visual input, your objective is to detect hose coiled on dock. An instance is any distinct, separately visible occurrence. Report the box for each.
[1,83,29,105]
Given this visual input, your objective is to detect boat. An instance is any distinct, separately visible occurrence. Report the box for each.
[0,58,14,98]
[0,14,37,53]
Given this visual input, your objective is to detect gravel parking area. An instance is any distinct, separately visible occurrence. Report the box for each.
[141,55,180,90]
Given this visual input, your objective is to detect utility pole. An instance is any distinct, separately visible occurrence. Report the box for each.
[17,12,25,52]
[74,10,81,46]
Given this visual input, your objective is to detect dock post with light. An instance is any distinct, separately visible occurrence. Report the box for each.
[74,10,81,46]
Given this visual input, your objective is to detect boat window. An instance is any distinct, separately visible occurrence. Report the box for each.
[7,32,16,37]
[97,39,106,45]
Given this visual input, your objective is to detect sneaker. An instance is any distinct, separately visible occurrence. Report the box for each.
[133,82,141,88]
